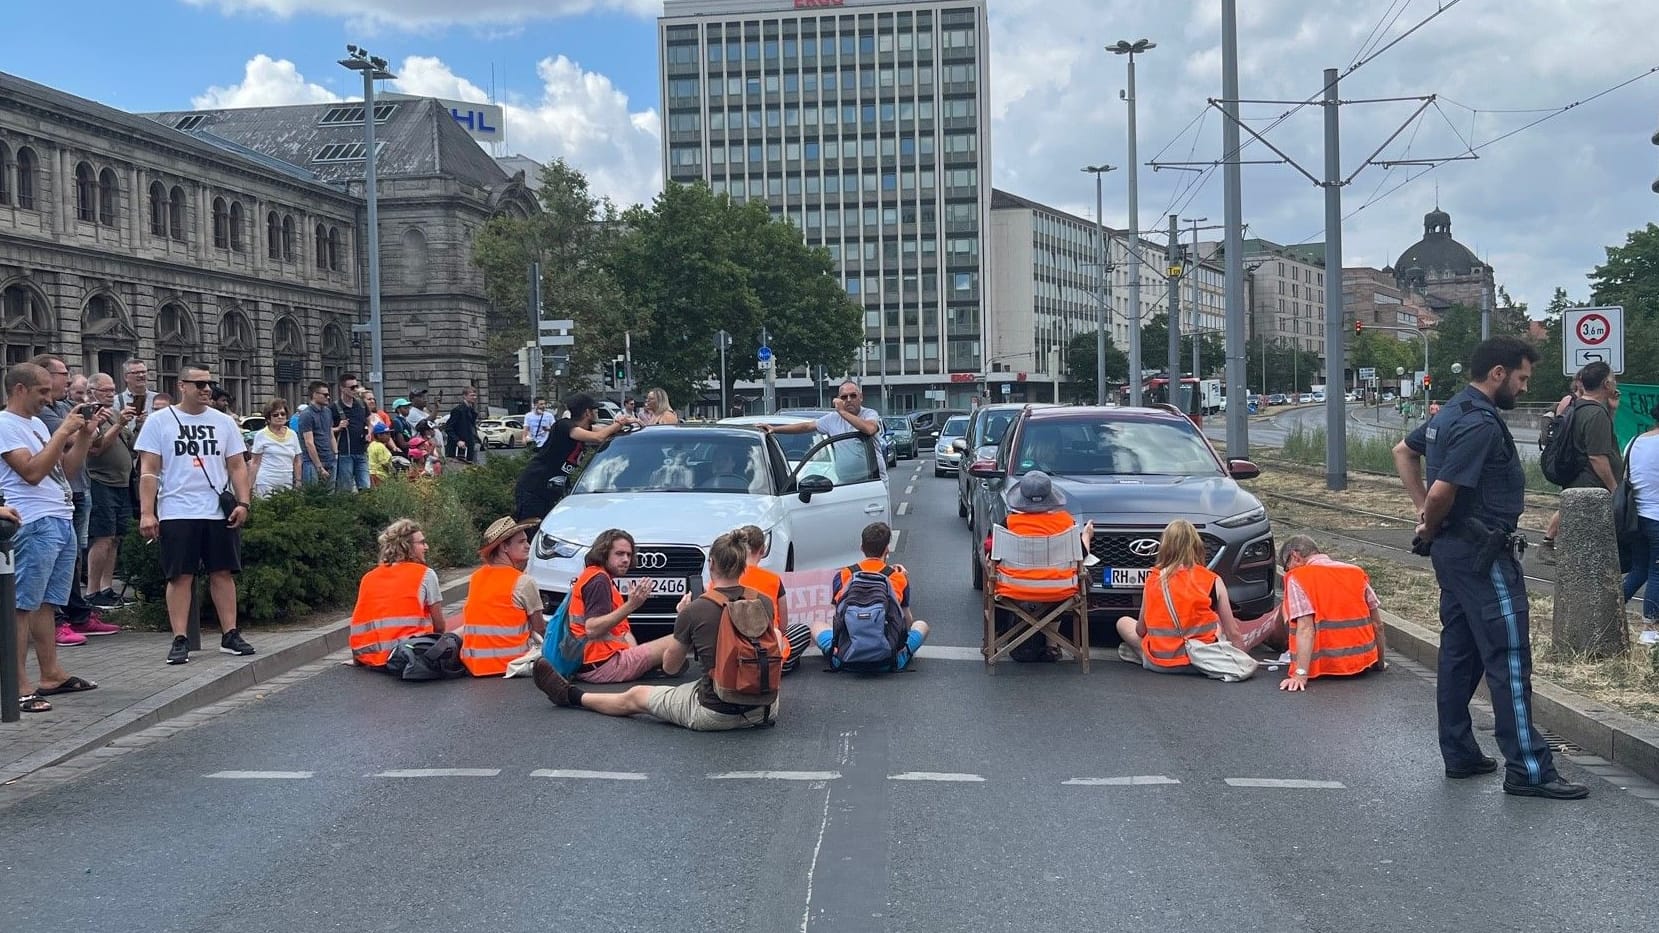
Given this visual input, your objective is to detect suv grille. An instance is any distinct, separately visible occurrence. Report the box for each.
[1090,532,1223,569]
[628,545,704,576]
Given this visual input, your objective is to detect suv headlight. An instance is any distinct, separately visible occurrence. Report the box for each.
[1215,506,1267,529]
[533,532,583,561]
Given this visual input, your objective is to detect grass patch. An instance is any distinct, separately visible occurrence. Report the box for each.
[1280,424,1553,493]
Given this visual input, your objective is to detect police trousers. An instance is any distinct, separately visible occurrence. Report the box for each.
[1430,536,1557,785]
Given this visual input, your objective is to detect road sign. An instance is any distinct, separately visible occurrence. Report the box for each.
[1000,383,1011,395]
[538,319,575,331]
[925,389,946,400]
[537,334,573,347]
[1564,306,1624,375]
[1358,367,1376,380]
[757,346,772,363]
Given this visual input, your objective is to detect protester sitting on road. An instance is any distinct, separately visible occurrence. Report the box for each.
[1116,519,1246,672]
[457,517,544,677]
[1621,419,1659,645]
[249,397,301,497]
[367,422,394,487]
[350,519,448,669]
[638,387,680,426]
[989,471,1093,662]
[1275,535,1388,691]
[734,524,812,672]
[533,530,783,731]
[567,528,683,683]
[813,521,929,671]
[513,394,635,521]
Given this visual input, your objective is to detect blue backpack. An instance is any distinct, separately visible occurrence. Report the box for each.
[830,565,908,672]
[543,591,584,678]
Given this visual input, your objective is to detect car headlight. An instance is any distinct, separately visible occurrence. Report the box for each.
[533,532,583,561]
[1215,506,1267,529]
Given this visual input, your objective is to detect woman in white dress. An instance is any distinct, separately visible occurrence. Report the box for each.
[249,397,303,497]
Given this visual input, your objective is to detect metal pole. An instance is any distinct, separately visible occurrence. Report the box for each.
[528,261,542,404]
[0,500,16,723]
[1191,221,1202,381]
[1095,172,1108,405]
[1167,214,1182,392]
[1221,0,1249,458]
[362,69,386,406]
[1322,66,1347,492]
[718,330,729,417]
[1125,53,1144,407]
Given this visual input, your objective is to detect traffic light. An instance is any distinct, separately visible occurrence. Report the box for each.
[1354,320,1364,336]
[613,356,627,384]
[1422,374,1432,390]
[515,344,532,386]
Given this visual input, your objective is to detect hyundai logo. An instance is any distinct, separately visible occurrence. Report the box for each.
[1128,538,1161,557]
[633,550,669,571]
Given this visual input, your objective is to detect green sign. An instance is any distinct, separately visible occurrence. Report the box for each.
[1614,383,1659,450]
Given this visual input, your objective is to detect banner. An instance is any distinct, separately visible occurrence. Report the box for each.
[1613,383,1659,451]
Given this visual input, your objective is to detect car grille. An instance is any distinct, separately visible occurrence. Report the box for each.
[1090,532,1224,569]
[628,545,704,576]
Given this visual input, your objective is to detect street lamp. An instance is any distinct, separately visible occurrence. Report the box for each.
[339,46,397,407]
[1082,164,1117,405]
[1110,38,1155,406]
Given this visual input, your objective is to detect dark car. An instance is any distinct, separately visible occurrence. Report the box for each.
[883,416,916,459]
[957,402,1052,524]
[906,408,968,455]
[966,405,1276,637]
[1267,393,1288,406]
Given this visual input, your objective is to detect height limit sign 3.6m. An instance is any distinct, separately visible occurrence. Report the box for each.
[1564,306,1623,376]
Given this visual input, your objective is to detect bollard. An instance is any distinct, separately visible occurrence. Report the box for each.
[0,495,18,723]
[1552,486,1629,659]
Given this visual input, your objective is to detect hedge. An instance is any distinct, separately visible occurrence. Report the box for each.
[115,456,525,627]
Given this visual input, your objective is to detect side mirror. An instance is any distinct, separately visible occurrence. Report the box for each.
[951,438,967,452]
[798,473,834,502]
[1228,459,1261,480]
[967,458,1003,479]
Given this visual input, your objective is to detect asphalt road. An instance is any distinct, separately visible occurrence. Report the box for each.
[5,459,1659,932]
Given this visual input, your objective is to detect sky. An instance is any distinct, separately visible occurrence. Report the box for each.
[7,0,1659,313]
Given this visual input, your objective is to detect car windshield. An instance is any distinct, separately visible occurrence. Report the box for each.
[982,411,1015,445]
[941,416,969,436]
[572,433,771,494]
[1013,417,1221,477]
[882,417,907,432]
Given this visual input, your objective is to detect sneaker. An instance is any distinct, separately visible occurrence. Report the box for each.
[220,629,255,657]
[1116,643,1142,665]
[532,658,575,706]
[71,615,121,636]
[166,635,190,665]
[1640,628,1659,646]
[55,622,87,647]
[87,589,126,610]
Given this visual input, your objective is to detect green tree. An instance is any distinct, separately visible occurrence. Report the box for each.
[1243,335,1321,396]
[1590,223,1659,387]
[1065,331,1128,403]
[1138,312,1224,378]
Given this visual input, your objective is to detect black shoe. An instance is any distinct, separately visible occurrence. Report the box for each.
[532,659,575,706]
[166,635,190,665]
[1445,756,1499,779]
[1502,778,1590,800]
[220,629,255,656]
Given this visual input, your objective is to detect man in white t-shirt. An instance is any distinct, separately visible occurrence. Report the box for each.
[523,397,555,448]
[0,361,97,712]
[136,366,256,666]
[762,379,887,481]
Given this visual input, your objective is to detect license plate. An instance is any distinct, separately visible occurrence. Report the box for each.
[1103,567,1149,589]
[617,577,688,597]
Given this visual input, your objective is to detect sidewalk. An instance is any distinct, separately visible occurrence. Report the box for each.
[0,569,473,785]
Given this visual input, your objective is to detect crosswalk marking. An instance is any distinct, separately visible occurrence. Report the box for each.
[374,768,501,778]
[1063,775,1181,786]
[1224,777,1345,789]
[531,769,649,781]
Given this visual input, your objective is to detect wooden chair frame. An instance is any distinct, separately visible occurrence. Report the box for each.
[981,525,1091,673]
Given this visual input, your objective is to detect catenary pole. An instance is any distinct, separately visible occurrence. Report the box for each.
[1167,214,1182,390]
[1322,66,1347,491]
[1220,1,1248,457]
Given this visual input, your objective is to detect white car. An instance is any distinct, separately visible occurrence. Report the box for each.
[479,418,524,448]
[529,423,889,628]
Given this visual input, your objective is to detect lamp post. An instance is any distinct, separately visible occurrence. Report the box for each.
[1110,38,1155,406]
[1082,164,1116,405]
[339,45,396,406]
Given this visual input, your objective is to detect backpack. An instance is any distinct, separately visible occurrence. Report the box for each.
[383,632,466,681]
[1540,398,1595,486]
[705,587,784,706]
[542,591,584,679]
[830,565,908,673]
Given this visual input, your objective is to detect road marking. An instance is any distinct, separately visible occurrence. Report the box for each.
[889,771,985,782]
[205,770,313,779]
[1063,775,1182,786]
[709,770,842,781]
[891,530,902,548]
[1224,778,1345,789]
[897,501,910,515]
[799,783,835,933]
[374,768,501,778]
[905,485,915,495]
[914,645,1121,662]
[530,769,648,781]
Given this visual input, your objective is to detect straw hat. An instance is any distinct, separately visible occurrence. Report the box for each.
[480,517,539,557]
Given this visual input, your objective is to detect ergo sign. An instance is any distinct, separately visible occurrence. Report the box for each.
[795,0,845,8]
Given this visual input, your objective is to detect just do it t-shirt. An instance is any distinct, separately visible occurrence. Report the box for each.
[135,406,247,521]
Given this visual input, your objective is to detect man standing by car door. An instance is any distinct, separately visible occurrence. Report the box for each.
[764,380,886,482]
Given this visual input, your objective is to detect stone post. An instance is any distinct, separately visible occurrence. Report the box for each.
[1551,487,1629,659]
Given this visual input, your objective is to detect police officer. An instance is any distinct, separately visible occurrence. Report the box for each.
[1392,336,1587,799]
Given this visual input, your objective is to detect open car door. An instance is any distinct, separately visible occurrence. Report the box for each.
[784,431,891,569]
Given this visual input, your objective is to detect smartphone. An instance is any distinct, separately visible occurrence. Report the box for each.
[687,576,705,599]
[75,403,101,419]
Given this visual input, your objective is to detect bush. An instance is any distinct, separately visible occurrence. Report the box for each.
[115,457,524,627]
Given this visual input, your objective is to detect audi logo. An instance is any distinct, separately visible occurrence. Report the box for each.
[632,550,669,571]
[1128,538,1161,557]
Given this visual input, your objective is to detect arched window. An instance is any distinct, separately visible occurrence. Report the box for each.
[401,227,429,288]
[81,292,135,376]
[321,321,350,387]
[273,314,306,404]
[327,226,341,272]
[0,141,10,206]
[315,222,328,268]
[228,201,244,251]
[149,181,168,236]
[267,211,281,259]
[75,162,96,222]
[1,282,53,364]
[281,215,295,261]
[219,309,255,414]
[168,185,185,240]
[212,197,228,249]
[156,301,196,379]
[15,147,36,210]
[97,167,118,226]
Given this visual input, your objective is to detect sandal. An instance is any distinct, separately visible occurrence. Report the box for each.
[37,675,98,696]
[18,694,51,713]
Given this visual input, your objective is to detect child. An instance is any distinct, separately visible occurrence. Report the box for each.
[407,419,441,478]
[368,421,394,487]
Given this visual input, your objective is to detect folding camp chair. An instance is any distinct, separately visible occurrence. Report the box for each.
[982,524,1090,673]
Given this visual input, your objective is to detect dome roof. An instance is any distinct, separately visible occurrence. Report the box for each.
[1395,208,1481,289]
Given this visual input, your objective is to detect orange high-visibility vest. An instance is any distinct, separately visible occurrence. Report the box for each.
[740,564,791,661]
[992,511,1082,601]
[568,565,630,666]
[1284,561,1380,678]
[349,562,433,668]
[1140,564,1220,668]
[459,564,531,677]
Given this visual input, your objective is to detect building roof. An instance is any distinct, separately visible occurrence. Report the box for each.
[1393,208,1482,287]
[143,98,509,190]
[990,188,1120,234]
[1236,237,1326,268]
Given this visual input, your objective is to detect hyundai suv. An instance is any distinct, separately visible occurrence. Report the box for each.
[966,406,1276,631]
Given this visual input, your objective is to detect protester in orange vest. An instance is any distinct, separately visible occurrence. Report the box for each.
[990,471,1093,662]
[734,524,813,672]
[458,517,544,677]
[1115,519,1246,672]
[567,528,680,683]
[1276,535,1388,691]
[349,519,448,668]
[811,521,930,669]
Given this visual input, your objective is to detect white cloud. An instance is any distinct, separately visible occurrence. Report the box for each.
[192,54,340,109]
[183,0,656,29]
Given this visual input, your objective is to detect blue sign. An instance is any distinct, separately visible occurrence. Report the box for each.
[757,346,773,363]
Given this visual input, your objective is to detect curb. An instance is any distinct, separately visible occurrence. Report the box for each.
[0,569,474,786]
[1380,609,1659,783]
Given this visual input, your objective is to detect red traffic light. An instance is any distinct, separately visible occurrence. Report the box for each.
[1353,320,1364,335]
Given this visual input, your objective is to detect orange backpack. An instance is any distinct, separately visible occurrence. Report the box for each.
[704,587,784,706]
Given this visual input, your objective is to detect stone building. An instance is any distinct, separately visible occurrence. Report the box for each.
[0,69,537,414]
[1388,207,1495,315]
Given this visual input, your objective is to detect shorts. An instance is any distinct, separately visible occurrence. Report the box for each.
[14,517,76,612]
[815,627,926,671]
[644,680,777,731]
[159,518,243,580]
[89,482,132,539]
[576,643,661,683]
[1142,654,1201,675]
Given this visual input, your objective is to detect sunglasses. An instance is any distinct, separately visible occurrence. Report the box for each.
[838,393,860,400]
[183,379,213,389]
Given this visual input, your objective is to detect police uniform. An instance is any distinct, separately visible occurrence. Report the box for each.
[1405,385,1557,786]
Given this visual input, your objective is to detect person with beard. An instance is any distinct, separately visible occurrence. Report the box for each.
[512,394,635,521]
[1393,336,1587,801]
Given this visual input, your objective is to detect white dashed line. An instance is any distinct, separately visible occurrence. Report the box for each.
[709,770,842,781]
[891,529,902,548]
[205,770,314,779]
[531,769,649,781]
[374,768,501,778]
[897,502,911,515]
[904,485,916,495]
[889,772,985,782]
[1063,775,1182,786]
[1224,778,1345,789]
